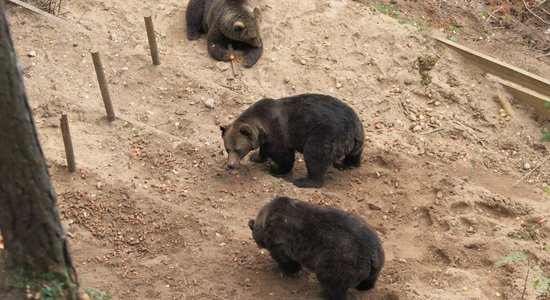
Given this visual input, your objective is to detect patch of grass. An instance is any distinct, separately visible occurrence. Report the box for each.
[374,4,428,32]
[481,9,490,21]
[374,4,399,18]
[85,288,114,300]
[495,251,528,267]
[446,25,463,42]
[496,252,550,296]
[6,268,73,300]
[534,276,550,295]
[40,282,66,300]
[544,186,550,196]
[543,103,550,142]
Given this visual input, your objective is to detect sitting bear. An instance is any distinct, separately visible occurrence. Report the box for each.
[248,196,385,300]
[220,93,364,188]
[186,0,263,67]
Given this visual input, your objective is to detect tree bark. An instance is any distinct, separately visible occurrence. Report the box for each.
[0,2,78,298]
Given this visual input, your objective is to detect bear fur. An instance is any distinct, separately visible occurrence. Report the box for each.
[186,0,263,67]
[248,196,385,300]
[220,93,364,188]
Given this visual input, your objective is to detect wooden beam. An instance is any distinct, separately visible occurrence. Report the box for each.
[436,37,550,97]
[7,0,62,21]
[489,74,550,120]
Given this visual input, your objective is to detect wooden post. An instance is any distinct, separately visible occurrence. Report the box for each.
[90,49,116,122]
[60,113,76,172]
[228,43,239,77]
[144,15,160,65]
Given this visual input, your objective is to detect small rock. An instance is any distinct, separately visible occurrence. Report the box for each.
[27,51,36,57]
[299,59,306,65]
[216,61,229,72]
[412,125,422,132]
[377,75,385,82]
[436,191,443,199]
[409,114,417,121]
[284,77,290,84]
[467,226,475,233]
[523,163,531,170]
[397,258,407,264]
[335,82,343,89]
[367,203,382,211]
[204,98,216,109]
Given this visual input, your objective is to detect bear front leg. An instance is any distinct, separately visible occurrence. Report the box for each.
[243,41,263,68]
[185,0,205,40]
[268,248,301,274]
[206,29,231,62]
[267,149,295,175]
[250,147,268,163]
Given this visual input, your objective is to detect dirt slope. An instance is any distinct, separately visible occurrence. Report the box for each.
[3,0,550,299]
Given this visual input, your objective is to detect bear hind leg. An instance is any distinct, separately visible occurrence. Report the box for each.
[335,150,362,170]
[185,0,205,40]
[355,266,381,291]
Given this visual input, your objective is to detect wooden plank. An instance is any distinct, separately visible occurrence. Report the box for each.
[489,74,550,120]
[436,37,550,97]
[7,0,62,21]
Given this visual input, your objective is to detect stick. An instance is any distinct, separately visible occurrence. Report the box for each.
[60,113,76,172]
[228,43,239,77]
[451,120,489,149]
[520,260,530,300]
[7,0,62,21]
[421,128,444,135]
[514,154,550,186]
[90,49,116,122]
[496,86,515,118]
[144,15,160,65]
[522,0,550,25]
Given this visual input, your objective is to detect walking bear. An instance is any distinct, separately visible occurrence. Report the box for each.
[186,0,263,67]
[220,93,364,188]
[248,196,385,300]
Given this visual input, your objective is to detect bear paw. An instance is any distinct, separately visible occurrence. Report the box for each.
[280,261,301,274]
[293,178,324,188]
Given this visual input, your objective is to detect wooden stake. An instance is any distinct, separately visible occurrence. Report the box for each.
[144,15,160,65]
[60,113,76,172]
[228,43,239,77]
[496,86,515,118]
[90,49,116,122]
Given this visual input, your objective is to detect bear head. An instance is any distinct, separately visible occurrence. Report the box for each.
[220,122,263,169]
[219,3,261,48]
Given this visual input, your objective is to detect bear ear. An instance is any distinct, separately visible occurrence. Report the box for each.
[220,125,227,135]
[239,124,253,138]
[253,7,261,19]
[233,21,245,31]
[248,219,255,230]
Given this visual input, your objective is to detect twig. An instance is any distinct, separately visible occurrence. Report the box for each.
[522,0,550,25]
[520,260,530,300]
[451,120,489,149]
[536,52,550,59]
[514,154,550,186]
[228,43,239,77]
[421,128,444,135]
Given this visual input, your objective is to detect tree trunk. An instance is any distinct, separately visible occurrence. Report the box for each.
[0,2,78,298]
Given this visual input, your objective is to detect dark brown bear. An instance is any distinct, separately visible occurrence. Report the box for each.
[248,196,385,300]
[220,93,364,188]
[186,0,263,67]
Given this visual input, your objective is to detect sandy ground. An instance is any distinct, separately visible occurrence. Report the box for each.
[2,0,550,299]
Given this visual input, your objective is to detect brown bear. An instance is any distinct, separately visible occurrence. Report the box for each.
[220,93,364,188]
[186,0,263,67]
[249,196,385,300]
